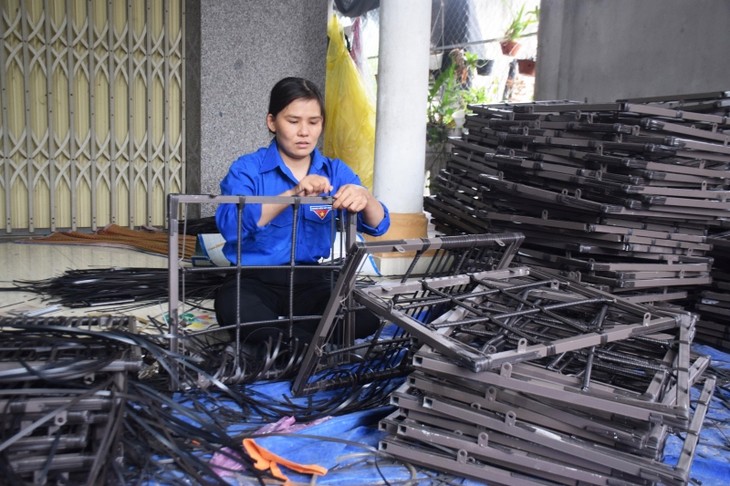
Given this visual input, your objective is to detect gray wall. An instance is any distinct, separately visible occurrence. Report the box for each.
[536,0,730,103]
[197,0,329,201]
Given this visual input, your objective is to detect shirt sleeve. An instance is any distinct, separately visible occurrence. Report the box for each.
[357,201,391,236]
[215,157,263,245]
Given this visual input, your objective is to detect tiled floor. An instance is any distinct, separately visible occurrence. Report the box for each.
[0,240,169,319]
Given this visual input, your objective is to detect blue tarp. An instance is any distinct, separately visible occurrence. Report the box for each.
[232,344,730,485]
[158,344,730,485]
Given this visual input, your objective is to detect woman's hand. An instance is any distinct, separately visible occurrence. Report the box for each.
[257,175,331,227]
[292,175,333,196]
[332,184,371,212]
[333,184,385,229]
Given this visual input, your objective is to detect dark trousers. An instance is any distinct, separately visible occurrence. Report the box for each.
[214,267,378,344]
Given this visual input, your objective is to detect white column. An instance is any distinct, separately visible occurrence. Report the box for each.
[372,0,431,239]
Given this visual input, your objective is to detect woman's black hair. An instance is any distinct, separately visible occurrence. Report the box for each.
[268,77,325,119]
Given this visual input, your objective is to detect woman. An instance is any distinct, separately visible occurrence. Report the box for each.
[215,77,390,344]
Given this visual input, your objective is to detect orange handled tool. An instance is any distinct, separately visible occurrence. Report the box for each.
[243,438,328,485]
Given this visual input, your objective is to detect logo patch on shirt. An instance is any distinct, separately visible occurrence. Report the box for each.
[310,205,332,220]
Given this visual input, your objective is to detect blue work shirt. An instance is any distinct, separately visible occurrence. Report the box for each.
[216,140,390,265]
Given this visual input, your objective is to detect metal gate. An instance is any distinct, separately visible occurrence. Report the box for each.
[0,0,185,234]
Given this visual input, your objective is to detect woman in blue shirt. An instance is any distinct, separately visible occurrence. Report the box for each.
[215,77,390,344]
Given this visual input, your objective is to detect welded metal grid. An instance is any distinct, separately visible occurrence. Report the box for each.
[356,266,688,376]
[411,321,693,430]
[167,194,355,389]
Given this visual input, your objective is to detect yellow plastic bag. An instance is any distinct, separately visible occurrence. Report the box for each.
[324,15,376,190]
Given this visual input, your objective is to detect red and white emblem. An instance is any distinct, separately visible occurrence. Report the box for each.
[310,205,332,220]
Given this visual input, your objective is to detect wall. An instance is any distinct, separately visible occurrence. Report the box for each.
[193,0,730,209]
[536,0,730,102]
[196,0,329,201]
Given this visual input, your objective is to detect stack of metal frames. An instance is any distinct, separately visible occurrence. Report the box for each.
[695,230,730,347]
[0,316,140,485]
[425,92,730,303]
[279,219,715,483]
[372,268,714,484]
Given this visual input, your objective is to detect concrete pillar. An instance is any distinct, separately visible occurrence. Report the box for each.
[371,0,431,241]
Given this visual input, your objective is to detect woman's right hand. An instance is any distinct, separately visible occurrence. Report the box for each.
[258,175,333,227]
[292,175,333,196]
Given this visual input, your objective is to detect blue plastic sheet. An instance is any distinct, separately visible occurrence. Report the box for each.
[225,344,730,485]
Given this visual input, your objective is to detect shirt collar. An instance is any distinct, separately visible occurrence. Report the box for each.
[260,139,326,174]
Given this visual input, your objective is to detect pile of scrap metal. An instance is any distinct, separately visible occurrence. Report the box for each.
[424,92,730,315]
[290,234,715,484]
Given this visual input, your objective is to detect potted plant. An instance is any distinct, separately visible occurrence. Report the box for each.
[476,58,495,76]
[426,50,488,188]
[517,57,537,76]
[500,4,540,57]
[427,50,487,144]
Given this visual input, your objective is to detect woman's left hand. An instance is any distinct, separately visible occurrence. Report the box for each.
[332,184,371,213]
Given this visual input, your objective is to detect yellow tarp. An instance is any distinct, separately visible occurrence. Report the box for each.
[323,15,376,190]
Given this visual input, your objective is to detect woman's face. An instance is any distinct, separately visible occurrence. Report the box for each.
[267,98,323,165]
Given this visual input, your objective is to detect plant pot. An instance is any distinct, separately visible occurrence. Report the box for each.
[517,59,536,76]
[429,52,443,71]
[476,59,494,76]
[500,40,521,57]
[447,127,463,139]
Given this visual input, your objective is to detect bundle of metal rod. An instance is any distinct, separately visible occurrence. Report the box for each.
[426,92,730,301]
[21,224,199,260]
[12,266,224,309]
[693,231,730,349]
[291,233,524,395]
[0,317,140,485]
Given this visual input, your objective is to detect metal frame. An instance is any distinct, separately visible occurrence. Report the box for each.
[167,193,355,388]
[382,375,714,485]
[0,317,139,485]
[354,266,687,374]
[291,232,525,395]
[412,346,690,427]
[379,436,549,486]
